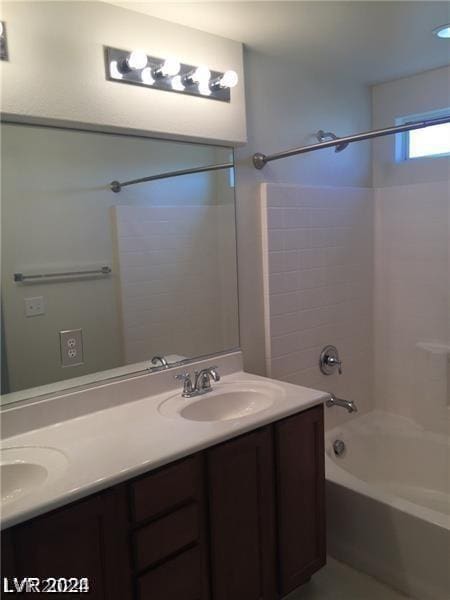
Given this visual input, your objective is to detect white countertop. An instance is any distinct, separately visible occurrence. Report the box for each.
[1,368,328,529]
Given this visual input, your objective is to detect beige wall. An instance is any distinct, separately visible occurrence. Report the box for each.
[0,1,246,145]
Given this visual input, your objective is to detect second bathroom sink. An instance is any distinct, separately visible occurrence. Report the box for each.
[1,447,68,506]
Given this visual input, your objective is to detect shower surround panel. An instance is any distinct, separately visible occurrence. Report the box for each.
[260,183,373,428]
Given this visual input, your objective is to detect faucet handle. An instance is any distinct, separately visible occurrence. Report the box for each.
[327,356,342,374]
[319,345,342,375]
[174,371,194,397]
[175,371,190,380]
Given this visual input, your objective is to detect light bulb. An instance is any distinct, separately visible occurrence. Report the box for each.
[171,75,185,91]
[198,82,211,96]
[128,50,148,70]
[220,70,238,89]
[161,57,180,77]
[193,65,211,85]
[110,61,123,80]
[141,67,155,85]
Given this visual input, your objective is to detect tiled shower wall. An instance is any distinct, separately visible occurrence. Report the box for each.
[261,183,373,428]
[113,204,238,364]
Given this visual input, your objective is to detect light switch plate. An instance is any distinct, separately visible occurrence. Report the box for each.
[24,296,45,317]
[60,329,84,367]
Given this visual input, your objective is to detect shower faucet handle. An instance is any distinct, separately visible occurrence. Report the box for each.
[319,345,343,375]
[326,355,342,374]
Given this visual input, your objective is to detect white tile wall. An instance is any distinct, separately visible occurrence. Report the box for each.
[374,181,450,430]
[113,204,238,364]
[261,183,373,429]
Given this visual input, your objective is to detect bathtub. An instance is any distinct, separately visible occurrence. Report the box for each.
[325,411,449,600]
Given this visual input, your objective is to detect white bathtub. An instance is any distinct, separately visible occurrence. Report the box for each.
[325,411,449,600]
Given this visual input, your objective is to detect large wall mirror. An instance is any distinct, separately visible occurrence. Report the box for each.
[1,122,239,404]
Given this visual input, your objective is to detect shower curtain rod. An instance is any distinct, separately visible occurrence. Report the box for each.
[110,162,234,192]
[252,115,450,169]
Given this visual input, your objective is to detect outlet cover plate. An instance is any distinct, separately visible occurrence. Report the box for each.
[60,329,84,367]
[24,296,45,317]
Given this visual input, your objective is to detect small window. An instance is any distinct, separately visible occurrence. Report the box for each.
[396,108,450,161]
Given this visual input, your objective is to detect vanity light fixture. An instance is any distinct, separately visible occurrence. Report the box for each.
[104,46,237,102]
[0,21,8,61]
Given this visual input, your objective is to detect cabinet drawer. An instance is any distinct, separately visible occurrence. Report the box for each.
[130,456,200,523]
[136,545,203,600]
[133,503,199,571]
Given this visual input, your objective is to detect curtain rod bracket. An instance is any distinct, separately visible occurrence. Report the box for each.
[253,153,267,170]
[110,181,121,193]
[316,130,349,153]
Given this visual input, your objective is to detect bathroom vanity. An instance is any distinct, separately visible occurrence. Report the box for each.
[1,358,326,600]
[2,405,324,599]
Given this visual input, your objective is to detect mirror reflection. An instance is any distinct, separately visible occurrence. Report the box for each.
[1,123,239,400]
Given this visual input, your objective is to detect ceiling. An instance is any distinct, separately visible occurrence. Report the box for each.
[107,1,450,85]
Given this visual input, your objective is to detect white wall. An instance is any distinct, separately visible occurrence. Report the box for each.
[372,65,450,187]
[235,50,372,376]
[261,183,373,430]
[372,66,450,431]
[0,1,246,145]
[373,182,449,430]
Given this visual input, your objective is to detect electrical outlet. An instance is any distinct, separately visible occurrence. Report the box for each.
[24,296,45,317]
[60,329,84,367]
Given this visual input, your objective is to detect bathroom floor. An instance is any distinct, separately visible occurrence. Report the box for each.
[285,557,411,600]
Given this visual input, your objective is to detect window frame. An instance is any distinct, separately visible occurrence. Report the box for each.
[395,107,450,162]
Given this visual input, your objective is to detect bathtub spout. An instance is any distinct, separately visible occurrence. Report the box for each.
[326,394,358,413]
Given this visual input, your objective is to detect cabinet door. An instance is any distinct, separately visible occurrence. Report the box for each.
[207,427,276,600]
[275,404,326,595]
[6,487,132,600]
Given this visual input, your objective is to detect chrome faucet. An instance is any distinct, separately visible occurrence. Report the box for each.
[175,366,220,398]
[151,355,169,369]
[326,393,357,413]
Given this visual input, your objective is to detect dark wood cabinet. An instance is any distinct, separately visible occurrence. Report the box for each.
[275,405,326,595]
[207,426,276,600]
[129,454,210,600]
[3,487,131,599]
[2,405,325,600]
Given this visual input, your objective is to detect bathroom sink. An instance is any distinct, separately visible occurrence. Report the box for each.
[1,447,68,505]
[158,381,283,422]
